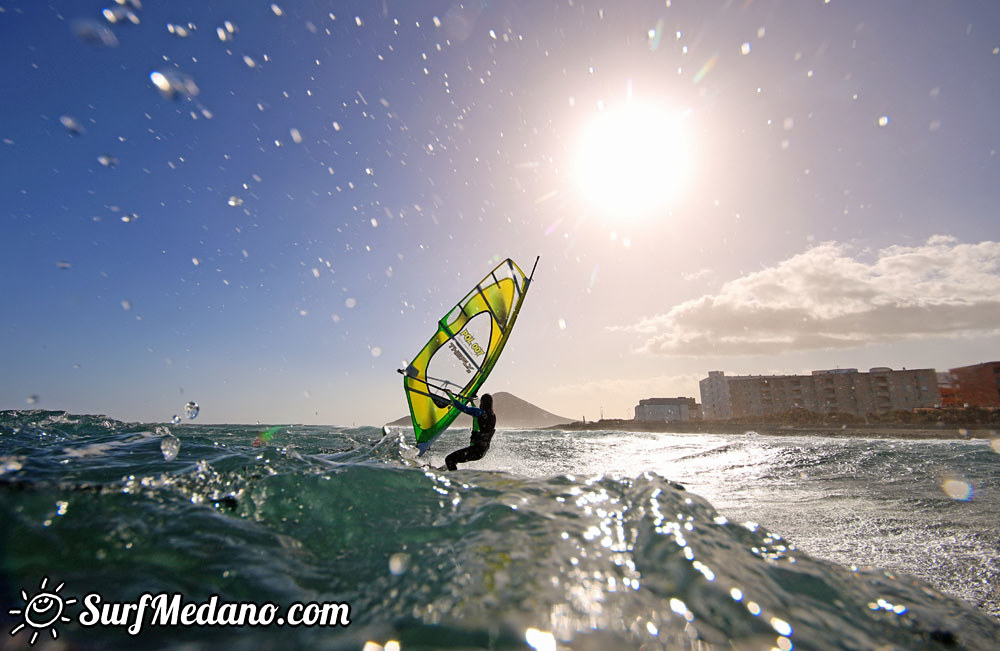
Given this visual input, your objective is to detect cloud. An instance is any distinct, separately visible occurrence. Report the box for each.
[681,268,713,281]
[623,236,1000,356]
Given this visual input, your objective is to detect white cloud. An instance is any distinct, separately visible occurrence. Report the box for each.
[681,268,713,281]
[624,236,1000,356]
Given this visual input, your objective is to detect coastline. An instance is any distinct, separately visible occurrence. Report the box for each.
[548,419,998,439]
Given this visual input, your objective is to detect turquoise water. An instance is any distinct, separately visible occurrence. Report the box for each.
[2,411,999,649]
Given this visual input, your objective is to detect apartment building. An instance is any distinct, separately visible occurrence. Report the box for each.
[699,368,939,419]
[948,361,1000,408]
[699,371,733,420]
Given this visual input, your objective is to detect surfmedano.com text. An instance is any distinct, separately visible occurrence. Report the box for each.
[79,593,351,635]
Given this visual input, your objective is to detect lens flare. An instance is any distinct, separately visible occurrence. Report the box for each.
[941,477,973,501]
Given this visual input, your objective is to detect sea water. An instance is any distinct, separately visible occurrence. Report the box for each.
[2,411,998,649]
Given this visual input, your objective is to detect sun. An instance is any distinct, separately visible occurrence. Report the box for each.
[8,577,77,645]
[575,102,693,218]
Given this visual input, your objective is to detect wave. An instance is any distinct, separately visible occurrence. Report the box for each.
[2,412,999,648]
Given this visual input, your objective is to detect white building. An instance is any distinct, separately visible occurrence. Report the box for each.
[699,371,733,420]
[634,397,701,422]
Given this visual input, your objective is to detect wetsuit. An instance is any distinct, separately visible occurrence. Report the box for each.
[445,401,496,471]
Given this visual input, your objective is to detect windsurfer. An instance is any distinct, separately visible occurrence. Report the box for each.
[444,393,496,471]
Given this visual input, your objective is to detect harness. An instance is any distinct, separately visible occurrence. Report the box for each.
[471,411,496,445]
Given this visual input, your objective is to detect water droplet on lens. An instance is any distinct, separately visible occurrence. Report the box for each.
[167,23,190,38]
[1,457,23,475]
[171,415,181,425]
[185,401,199,419]
[59,115,85,136]
[102,6,140,25]
[388,552,409,575]
[72,18,119,47]
[161,434,181,461]
[228,196,244,207]
[216,21,237,41]
[345,297,357,308]
[97,153,118,167]
[149,69,200,100]
[26,395,39,405]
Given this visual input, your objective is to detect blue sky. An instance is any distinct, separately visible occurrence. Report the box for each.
[3,1,999,425]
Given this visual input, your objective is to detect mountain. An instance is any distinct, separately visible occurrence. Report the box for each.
[389,391,574,429]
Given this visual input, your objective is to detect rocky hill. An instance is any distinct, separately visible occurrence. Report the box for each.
[390,391,573,429]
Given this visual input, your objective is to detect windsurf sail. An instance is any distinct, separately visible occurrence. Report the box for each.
[400,256,538,453]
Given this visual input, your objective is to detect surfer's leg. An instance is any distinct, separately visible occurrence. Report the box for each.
[445,443,489,470]
[444,448,462,470]
[445,446,472,470]
[465,442,489,462]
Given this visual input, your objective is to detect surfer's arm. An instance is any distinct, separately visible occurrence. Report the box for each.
[450,399,485,419]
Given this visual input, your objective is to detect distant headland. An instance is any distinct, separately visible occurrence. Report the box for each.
[388,391,574,429]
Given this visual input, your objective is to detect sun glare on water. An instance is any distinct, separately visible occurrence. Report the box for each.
[576,102,693,218]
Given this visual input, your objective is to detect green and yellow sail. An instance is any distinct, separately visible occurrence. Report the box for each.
[400,257,538,452]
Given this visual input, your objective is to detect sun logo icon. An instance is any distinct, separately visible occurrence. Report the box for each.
[8,576,77,645]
